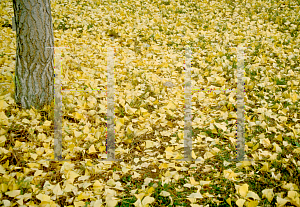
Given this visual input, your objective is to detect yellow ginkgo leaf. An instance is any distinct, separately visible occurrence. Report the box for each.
[166,101,176,110]
[260,162,270,172]
[200,181,211,186]
[215,76,226,85]
[63,183,76,192]
[99,145,106,152]
[160,130,172,136]
[135,128,148,137]
[52,183,63,196]
[83,125,89,134]
[122,166,131,174]
[123,136,133,144]
[116,118,124,131]
[145,140,154,149]
[287,190,299,201]
[99,104,106,114]
[282,183,298,191]
[178,132,184,140]
[246,191,260,200]
[0,100,8,110]
[204,151,214,159]
[73,112,83,120]
[67,171,80,183]
[276,196,289,207]
[214,123,227,132]
[87,96,97,108]
[142,196,155,206]
[291,92,298,102]
[125,103,137,114]
[43,120,52,127]
[73,201,85,207]
[145,186,155,196]
[172,151,183,159]
[107,179,116,187]
[0,111,9,125]
[27,163,39,168]
[236,198,246,207]
[211,127,218,134]
[189,177,199,186]
[22,118,30,124]
[0,155,8,162]
[34,170,43,177]
[37,133,47,141]
[74,131,82,138]
[160,191,170,197]
[152,73,160,82]
[93,180,104,192]
[36,193,51,202]
[0,135,6,147]
[5,190,21,197]
[187,192,203,199]
[0,128,6,135]
[88,144,97,154]
[105,197,120,207]
[238,184,249,198]
[246,200,259,207]
[77,192,91,200]
[226,197,232,207]
[93,200,102,207]
[1,162,8,172]
[159,163,169,169]
[135,193,146,201]
[228,112,237,119]
[275,134,282,141]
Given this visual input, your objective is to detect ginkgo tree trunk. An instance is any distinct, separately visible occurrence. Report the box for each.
[13,0,54,110]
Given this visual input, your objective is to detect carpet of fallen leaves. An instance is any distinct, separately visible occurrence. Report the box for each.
[0,0,300,206]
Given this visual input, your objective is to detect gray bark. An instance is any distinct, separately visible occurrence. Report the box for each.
[13,0,54,110]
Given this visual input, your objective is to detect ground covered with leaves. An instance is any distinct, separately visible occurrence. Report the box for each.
[0,0,300,206]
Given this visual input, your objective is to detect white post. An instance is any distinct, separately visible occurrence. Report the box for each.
[176,45,252,162]
[44,45,252,162]
[44,47,70,162]
[228,46,252,162]
[99,47,122,161]
[177,47,202,161]
[12,16,16,31]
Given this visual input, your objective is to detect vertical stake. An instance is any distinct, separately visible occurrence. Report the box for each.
[12,16,16,31]
[99,47,123,161]
[44,47,70,162]
[227,46,253,162]
[177,46,201,161]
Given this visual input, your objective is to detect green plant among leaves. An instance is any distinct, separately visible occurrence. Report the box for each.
[16,177,31,195]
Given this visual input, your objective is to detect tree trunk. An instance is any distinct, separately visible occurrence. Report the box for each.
[13,0,54,110]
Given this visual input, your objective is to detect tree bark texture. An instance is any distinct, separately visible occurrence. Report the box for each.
[13,0,54,110]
